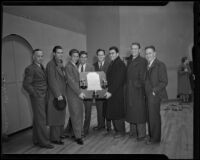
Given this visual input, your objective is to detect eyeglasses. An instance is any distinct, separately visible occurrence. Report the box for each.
[109,52,116,55]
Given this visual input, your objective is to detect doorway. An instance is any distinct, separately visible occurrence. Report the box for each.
[2,34,33,135]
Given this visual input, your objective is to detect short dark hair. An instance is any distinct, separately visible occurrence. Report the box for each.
[79,51,88,57]
[32,48,42,55]
[131,42,141,49]
[53,45,62,53]
[109,46,119,53]
[96,49,105,55]
[145,45,156,52]
[69,49,79,56]
[181,56,188,63]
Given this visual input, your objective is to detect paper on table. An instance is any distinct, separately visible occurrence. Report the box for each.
[86,72,102,91]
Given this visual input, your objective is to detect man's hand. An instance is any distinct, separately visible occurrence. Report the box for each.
[152,91,155,96]
[79,92,86,99]
[104,92,112,99]
[58,95,63,100]
[184,68,188,72]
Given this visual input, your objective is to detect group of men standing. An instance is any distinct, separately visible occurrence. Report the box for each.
[23,43,168,149]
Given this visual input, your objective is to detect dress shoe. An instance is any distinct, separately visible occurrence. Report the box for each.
[113,132,124,138]
[93,126,105,131]
[136,136,146,142]
[145,140,160,145]
[75,138,84,145]
[60,135,68,139]
[103,129,112,136]
[51,140,64,145]
[38,144,54,149]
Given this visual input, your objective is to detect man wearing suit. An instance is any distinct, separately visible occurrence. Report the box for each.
[93,49,110,131]
[78,51,94,137]
[126,43,148,141]
[46,46,67,145]
[104,46,126,138]
[23,49,54,149]
[144,45,168,145]
[64,49,85,145]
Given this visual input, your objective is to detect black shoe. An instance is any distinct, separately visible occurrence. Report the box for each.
[60,135,68,139]
[51,140,64,145]
[145,140,160,145]
[75,138,84,145]
[38,144,54,149]
[93,126,105,131]
[136,136,146,142]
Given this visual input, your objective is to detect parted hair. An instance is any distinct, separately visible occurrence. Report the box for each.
[145,45,156,52]
[79,51,88,57]
[96,49,106,55]
[131,42,141,49]
[53,45,63,53]
[109,46,119,53]
[69,49,79,56]
[32,48,42,55]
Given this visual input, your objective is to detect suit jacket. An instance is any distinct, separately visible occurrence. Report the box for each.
[93,60,110,73]
[46,58,67,125]
[23,63,47,98]
[78,63,94,72]
[105,56,126,120]
[145,58,168,100]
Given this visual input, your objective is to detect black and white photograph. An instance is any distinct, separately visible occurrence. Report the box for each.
[1,1,199,159]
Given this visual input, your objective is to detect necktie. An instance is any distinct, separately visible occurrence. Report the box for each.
[81,65,84,72]
[99,62,102,70]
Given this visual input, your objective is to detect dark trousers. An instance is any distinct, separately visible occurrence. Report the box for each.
[95,101,106,128]
[147,93,161,142]
[30,97,50,145]
[64,118,74,137]
[129,123,146,138]
[50,125,64,141]
[107,119,125,133]
[83,100,92,134]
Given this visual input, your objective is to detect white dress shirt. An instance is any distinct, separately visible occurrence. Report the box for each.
[98,61,104,69]
[78,63,86,73]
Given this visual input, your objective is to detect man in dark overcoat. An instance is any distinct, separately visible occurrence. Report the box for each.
[46,46,67,145]
[104,46,126,138]
[93,49,110,131]
[125,43,148,141]
[144,45,168,145]
[23,49,54,149]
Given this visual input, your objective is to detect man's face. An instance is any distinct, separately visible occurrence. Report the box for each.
[109,49,118,61]
[97,51,105,62]
[54,48,63,62]
[79,54,87,65]
[33,50,44,64]
[145,48,156,63]
[71,52,79,64]
[130,44,140,58]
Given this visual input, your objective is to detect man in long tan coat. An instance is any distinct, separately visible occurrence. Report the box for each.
[64,49,85,145]
[46,46,67,145]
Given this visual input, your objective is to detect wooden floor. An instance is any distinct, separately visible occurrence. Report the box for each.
[2,101,193,159]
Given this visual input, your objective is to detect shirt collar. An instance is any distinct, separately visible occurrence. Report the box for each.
[149,58,156,67]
